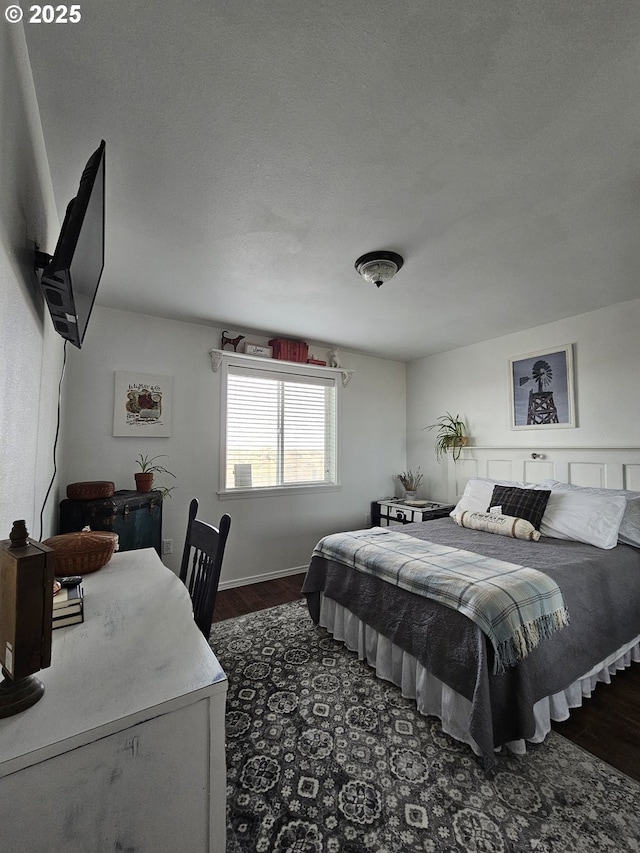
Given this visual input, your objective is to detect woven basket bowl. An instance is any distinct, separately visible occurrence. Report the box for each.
[66,480,115,500]
[44,531,119,576]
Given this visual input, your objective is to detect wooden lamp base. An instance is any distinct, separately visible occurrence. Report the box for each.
[0,520,54,719]
[0,670,45,719]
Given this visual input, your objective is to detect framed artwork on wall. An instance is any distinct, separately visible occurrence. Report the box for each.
[509,345,576,430]
[113,371,172,436]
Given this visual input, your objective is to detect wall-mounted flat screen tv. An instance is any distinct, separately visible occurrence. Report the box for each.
[37,140,105,349]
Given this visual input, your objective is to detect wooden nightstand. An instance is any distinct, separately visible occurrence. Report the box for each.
[372,498,455,527]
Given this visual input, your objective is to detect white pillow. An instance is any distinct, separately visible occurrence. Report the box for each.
[538,490,627,549]
[538,480,640,548]
[454,510,541,541]
[450,478,538,518]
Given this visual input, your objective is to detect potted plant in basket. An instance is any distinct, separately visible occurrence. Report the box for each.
[134,454,176,497]
[425,413,468,462]
[396,468,424,499]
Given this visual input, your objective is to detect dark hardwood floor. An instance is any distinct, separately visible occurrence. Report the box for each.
[214,574,640,783]
[214,573,307,622]
[551,664,640,781]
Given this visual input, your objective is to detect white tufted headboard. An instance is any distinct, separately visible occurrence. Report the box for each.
[448,446,640,502]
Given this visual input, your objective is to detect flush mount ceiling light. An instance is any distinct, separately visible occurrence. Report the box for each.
[354,250,404,288]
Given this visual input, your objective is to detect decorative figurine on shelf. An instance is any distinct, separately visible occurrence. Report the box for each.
[9,518,28,548]
[221,331,245,352]
[328,347,341,368]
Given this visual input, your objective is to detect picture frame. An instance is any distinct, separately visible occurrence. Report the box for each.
[113,371,172,436]
[509,345,575,430]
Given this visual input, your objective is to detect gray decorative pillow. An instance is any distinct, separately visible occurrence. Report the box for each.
[487,485,551,531]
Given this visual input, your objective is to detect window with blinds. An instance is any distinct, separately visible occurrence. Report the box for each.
[222,361,338,492]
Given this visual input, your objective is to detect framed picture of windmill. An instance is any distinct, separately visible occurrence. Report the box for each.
[509,345,576,429]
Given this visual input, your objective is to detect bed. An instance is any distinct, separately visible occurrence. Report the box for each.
[302,452,640,770]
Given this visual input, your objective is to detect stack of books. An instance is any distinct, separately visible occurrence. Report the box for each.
[52,583,84,629]
[268,338,309,363]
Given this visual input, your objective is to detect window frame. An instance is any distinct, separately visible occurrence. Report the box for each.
[218,354,341,499]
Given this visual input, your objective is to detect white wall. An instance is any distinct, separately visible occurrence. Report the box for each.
[60,307,406,584]
[0,24,63,539]
[407,299,640,502]
[8,20,637,577]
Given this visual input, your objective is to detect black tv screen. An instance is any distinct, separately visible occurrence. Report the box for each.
[38,140,105,349]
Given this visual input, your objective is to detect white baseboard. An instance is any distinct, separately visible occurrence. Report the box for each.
[218,564,307,591]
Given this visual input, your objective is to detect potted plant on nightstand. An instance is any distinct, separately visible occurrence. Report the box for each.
[396,468,424,499]
[134,454,176,497]
[425,413,468,462]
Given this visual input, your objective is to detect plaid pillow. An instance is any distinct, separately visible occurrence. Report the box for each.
[487,486,551,531]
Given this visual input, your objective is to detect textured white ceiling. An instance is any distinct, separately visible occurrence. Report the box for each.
[23,0,640,360]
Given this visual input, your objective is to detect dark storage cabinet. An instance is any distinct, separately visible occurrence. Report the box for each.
[59,490,163,555]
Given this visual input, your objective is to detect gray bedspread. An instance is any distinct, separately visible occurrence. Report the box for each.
[302,518,640,769]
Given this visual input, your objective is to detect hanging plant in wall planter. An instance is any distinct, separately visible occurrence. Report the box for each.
[134,454,176,497]
[425,413,468,462]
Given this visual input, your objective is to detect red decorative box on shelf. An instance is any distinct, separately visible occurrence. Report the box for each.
[307,359,326,366]
[268,339,309,363]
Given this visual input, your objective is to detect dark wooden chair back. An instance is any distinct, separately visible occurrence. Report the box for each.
[179,499,231,638]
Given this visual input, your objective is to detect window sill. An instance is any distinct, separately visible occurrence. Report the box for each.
[218,484,342,500]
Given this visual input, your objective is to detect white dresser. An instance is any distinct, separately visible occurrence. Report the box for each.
[0,548,227,852]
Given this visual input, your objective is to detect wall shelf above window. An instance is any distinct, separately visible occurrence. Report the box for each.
[209,348,354,387]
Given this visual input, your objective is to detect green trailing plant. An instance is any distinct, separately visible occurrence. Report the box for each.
[154,485,176,499]
[424,412,468,462]
[134,454,176,498]
[396,467,424,493]
[135,454,175,476]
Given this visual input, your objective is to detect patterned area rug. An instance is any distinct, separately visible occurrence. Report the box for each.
[210,601,640,853]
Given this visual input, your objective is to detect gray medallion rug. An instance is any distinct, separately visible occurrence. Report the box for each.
[210,600,640,852]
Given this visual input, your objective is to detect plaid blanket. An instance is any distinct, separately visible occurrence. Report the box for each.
[312,528,570,673]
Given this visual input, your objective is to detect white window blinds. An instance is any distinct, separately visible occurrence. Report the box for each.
[223,362,338,491]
